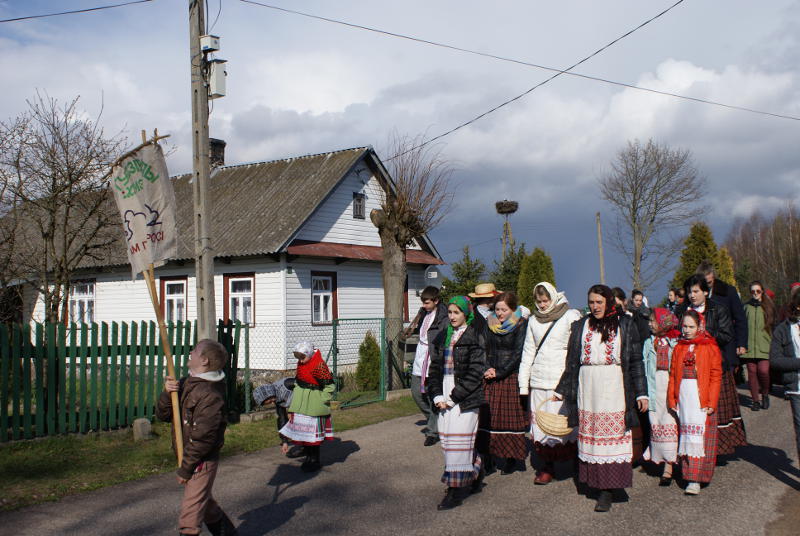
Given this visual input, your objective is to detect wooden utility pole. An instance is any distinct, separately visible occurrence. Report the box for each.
[596,212,606,284]
[189,0,216,339]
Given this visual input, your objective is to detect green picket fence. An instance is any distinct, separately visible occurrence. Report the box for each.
[1,320,243,442]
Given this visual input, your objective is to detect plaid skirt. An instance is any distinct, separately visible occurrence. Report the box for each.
[681,412,718,483]
[478,372,529,460]
[717,370,747,455]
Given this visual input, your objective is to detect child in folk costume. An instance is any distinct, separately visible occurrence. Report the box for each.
[668,310,722,495]
[279,341,335,472]
[426,296,487,511]
[519,282,581,485]
[554,285,648,513]
[642,308,680,485]
[479,291,529,475]
[253,377,304,458]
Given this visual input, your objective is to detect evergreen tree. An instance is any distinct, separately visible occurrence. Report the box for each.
[672,222,718,289]
[355,331,381,391]
[517,247,556,309]
[491,241,527,295]
[715,246,736,287]
[440,246,487,301]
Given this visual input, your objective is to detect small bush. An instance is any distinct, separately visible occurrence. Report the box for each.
[355,331,381,391]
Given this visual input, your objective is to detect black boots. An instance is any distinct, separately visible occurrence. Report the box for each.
[762,394,770,409]
[301,445,321,472]
[594,490,613,512]
[205,512,238,536]
[437,486,469,510]
[470,466,486,494]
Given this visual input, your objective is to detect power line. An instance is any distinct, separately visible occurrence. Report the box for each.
[0,0,153,23]
[239,0,800,158]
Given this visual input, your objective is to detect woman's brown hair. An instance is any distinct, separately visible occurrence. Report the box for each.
[493,291,518,311]
[749,280,776,335]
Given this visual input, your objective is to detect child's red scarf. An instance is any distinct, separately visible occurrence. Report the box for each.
[296,349,333,386]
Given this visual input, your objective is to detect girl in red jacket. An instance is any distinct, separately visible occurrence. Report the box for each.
[668,310,723,496]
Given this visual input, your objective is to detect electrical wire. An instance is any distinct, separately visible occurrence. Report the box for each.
[0,0,153,23]
[239,0,800,158]
[209,0,222,32]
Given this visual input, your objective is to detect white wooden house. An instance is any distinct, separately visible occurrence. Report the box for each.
[21,146,444,370]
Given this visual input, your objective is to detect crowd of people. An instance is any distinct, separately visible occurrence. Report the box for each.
[405,260,800,513]
[152,260,800,533]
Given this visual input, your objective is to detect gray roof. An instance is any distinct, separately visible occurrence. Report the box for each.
[82,146,374,268]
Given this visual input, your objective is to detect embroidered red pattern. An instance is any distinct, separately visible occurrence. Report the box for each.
[582,324,616,365]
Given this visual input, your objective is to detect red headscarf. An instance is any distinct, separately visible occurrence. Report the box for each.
[295,349,333,386]
[652,307,680,339]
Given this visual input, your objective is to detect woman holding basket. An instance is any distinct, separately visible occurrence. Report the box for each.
[519,282,581,484]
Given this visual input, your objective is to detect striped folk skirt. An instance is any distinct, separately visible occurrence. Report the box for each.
[643,370,678,464]
[439,373,482,488]
[478,372,529,460]
[279,413,334,446]
[717,370,747,455]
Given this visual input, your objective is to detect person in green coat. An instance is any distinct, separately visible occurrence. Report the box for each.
[742,281,776,410]
[279,341,335,472]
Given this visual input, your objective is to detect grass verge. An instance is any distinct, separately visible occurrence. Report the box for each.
[0,395,417,512]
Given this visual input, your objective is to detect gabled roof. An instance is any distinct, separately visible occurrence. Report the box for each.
[79,146,441,269]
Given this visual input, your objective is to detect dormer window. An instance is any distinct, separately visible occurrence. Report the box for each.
[353,192,366,219]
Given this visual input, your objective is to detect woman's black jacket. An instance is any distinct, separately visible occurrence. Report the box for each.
[555,315,647,429]
[769,320,800,392]
[486,318,528,381]
[675,299,735,369]
[426,324,487,411]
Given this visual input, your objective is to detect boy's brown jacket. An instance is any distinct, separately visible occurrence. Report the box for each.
[157,375,227,480]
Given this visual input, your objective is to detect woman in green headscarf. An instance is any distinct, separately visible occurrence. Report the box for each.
[426,295,488,510]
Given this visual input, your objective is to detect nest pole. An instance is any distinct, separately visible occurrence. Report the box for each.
[495,200,519,260]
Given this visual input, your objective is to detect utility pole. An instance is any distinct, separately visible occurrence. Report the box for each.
[596,212,606,284]
[189,0,216,339]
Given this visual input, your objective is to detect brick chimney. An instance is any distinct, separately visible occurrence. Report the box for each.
[209,138,226,168]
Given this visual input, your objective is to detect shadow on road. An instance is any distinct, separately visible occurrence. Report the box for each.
[237,439,360,534]
[738,443,800,491]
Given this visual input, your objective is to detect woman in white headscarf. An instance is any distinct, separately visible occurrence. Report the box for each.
[519,282,581,485]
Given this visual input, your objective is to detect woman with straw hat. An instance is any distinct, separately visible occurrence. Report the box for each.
[426,296,487,510]
[519,282,581,485]
[554,284,648,512]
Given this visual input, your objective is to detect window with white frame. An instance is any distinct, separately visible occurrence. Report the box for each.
[311,274,335,324]
[228,276,254,325]
[353,192,366,219]
[70,281,95,324]
[164,280,187,323]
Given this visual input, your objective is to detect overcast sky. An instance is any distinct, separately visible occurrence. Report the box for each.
[2,0,799,304]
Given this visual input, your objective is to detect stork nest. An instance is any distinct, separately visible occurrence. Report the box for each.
[495,200,519,214]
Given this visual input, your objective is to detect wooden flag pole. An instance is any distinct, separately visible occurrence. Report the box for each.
[142,262,184,467]
[136,131,183,466]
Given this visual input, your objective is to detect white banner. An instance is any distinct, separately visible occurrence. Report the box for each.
[111,144,178,280]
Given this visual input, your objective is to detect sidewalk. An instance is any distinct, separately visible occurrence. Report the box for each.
[1,389,798,535]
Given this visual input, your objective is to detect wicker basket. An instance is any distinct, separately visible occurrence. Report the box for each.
[535,398,573,437]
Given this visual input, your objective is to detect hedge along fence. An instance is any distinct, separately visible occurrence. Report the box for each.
[0,320,243,442]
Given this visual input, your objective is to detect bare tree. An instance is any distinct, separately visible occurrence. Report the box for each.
[598,139,706,291]
[371,134,453,379]
[0,93,125,322]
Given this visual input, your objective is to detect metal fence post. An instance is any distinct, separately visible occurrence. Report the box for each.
[244,324,250,414]
[331,318,338,397]
[380,318,387,400]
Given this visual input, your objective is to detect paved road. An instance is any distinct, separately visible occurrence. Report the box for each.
[2,389,799,536]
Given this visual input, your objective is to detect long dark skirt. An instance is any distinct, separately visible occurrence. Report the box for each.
[478,372,529,460]
[578,461,632,489]
[717,370,747,455]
